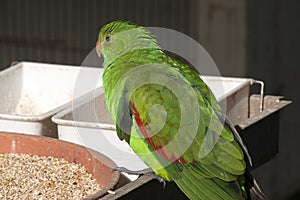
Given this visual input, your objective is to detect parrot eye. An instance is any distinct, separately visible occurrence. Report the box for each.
[105,36,111,42]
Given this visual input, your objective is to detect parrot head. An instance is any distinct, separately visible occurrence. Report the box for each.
[96,21,160,66]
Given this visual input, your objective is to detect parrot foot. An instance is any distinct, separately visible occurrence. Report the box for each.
[114,167,166,188]
[152,174,167,189]
[113,167,153,175]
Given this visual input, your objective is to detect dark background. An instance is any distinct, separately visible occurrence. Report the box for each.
[0,0,299,199]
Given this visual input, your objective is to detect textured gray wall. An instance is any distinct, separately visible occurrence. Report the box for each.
[0,0,200,68]
[0,0,246,76]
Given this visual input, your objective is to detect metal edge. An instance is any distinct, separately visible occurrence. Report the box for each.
[237,95,291,129]
[99,174,156,200]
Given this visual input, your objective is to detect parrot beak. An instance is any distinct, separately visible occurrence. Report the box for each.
[96,40,102,57]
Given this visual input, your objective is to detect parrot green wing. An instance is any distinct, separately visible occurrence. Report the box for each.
[126,55,246,166]
[163,53,252,164]
[162,53,222,112]
[162,53,252,164]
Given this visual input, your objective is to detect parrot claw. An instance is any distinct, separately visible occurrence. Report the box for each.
[153,174,167,189]
[113,167,153,175]
[113,167,166,188]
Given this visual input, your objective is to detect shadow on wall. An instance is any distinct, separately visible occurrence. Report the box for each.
[247,0,300,200]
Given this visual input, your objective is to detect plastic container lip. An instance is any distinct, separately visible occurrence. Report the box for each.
[201,75,253,102]
[52,88,115,130]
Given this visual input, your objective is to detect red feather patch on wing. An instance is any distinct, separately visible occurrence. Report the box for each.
[129,102,157,149]
[129,102,187,164]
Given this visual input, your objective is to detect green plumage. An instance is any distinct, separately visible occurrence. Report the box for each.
[98,21,248,200]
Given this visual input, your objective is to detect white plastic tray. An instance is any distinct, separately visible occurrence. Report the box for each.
[0,62,102,137]
[202,76,253,125]
[52,76,255,177]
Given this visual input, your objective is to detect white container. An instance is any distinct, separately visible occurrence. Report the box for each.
[52,76,258,174]
[202,76,254,125]
[0,62,102,137]
[52,89,147,171]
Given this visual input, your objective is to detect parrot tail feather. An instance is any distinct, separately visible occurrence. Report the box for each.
[174,164,244,200]
[215,110,253,166]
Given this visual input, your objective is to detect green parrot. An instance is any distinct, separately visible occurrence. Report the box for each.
[96,21,266,200]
